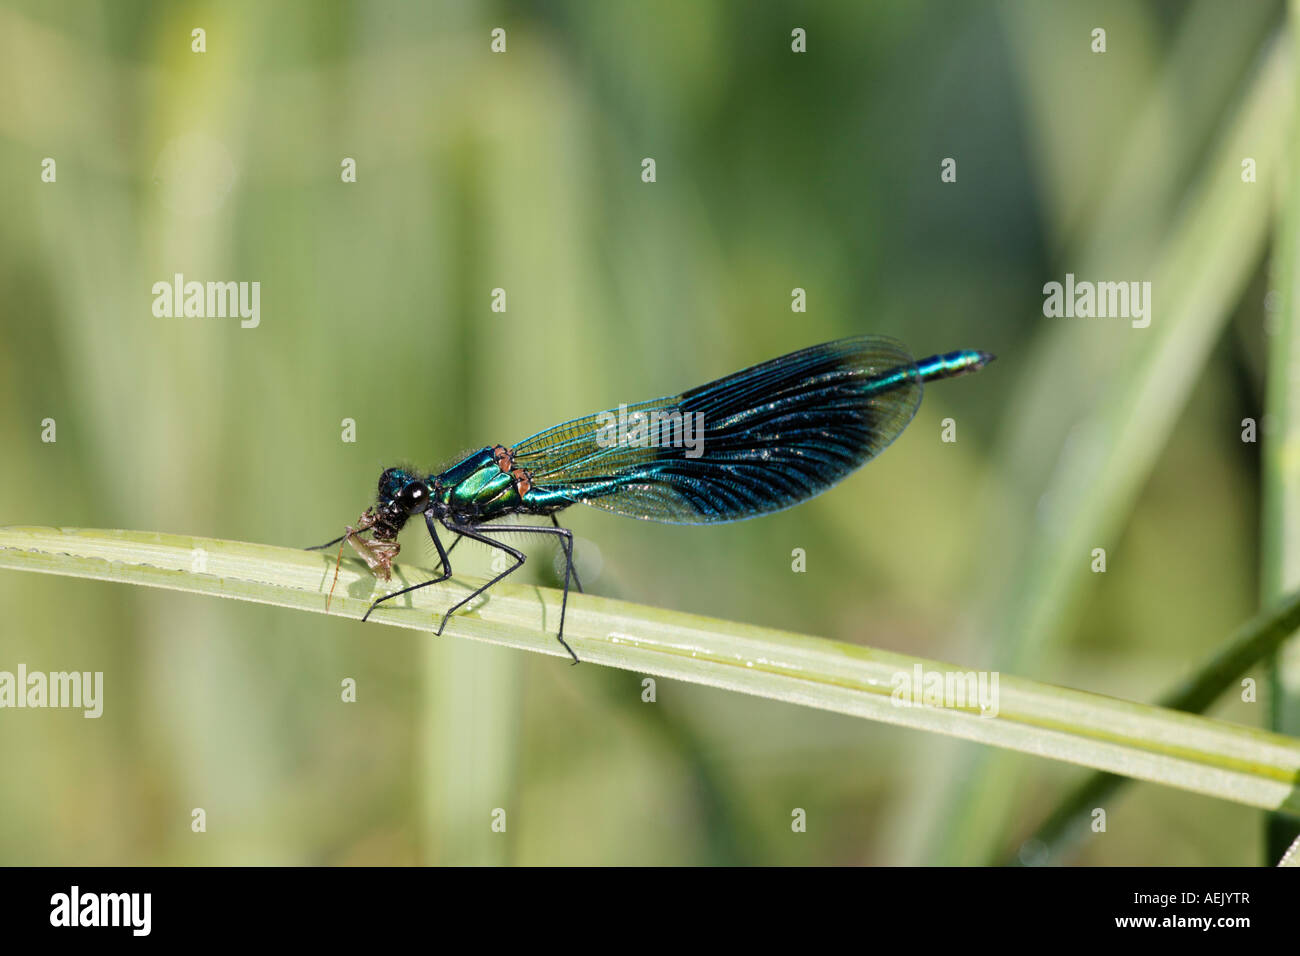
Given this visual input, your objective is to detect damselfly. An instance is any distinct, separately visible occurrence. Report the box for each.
[311,336,994,662]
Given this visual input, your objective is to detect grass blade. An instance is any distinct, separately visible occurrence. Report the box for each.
[1008,590,1300,864]
[2,525,1300,815]
[1261,0,1300,864]
[1279,832,1300,866]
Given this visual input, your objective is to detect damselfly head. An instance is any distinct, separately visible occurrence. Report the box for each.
[377,467,412,502]
[375,467,432,538]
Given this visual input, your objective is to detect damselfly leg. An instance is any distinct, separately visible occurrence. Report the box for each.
[550,514,583,594]
[360,511,454,621]
[436,519,580,664]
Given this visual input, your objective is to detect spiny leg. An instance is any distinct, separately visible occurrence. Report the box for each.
[443,520,580,664]
[361,512,453,621]
[550,526,578,662]
[443,531,466,562]
[549,514,583,593]
[540,520,580,659]
[435,522,526,634]
[394,526,463,580]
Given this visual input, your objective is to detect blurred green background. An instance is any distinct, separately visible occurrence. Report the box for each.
[0,0,1291,864]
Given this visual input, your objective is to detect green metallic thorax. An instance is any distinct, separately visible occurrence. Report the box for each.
[433,448,521,517]
[433,445,577,519]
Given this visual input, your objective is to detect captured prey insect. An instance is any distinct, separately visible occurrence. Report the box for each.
[310,336,994,663]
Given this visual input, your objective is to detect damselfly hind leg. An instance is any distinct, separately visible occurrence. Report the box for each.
[550,514,583,593]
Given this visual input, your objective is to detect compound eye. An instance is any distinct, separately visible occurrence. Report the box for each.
[397,481,427,512]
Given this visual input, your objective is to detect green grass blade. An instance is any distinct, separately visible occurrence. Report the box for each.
[1279,832,1300,866]
[1262,0,1300,864]
[1008,590,1300,864]
[2,525,1300,815]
